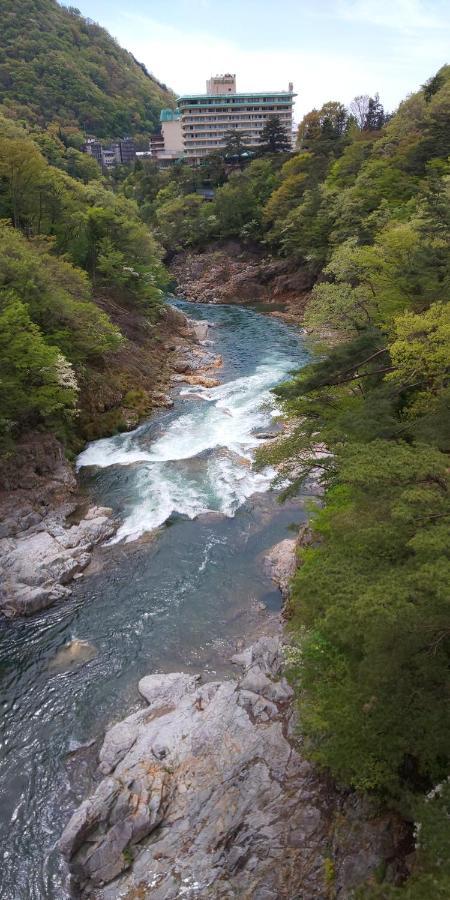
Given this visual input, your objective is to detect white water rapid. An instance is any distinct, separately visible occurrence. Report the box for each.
[76,359,289,543]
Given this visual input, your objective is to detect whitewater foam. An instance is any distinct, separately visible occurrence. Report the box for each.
[77,356,290,542]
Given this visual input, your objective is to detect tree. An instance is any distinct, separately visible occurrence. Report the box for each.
[363,93,387,131]
[259,115,291,154]
[222,130,250,167]
[0,137,46,229]
[155,193,209,251]
[350,94,371,129]
[0,293,78,447]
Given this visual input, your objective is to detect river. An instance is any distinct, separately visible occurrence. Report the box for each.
[0,301,309,899]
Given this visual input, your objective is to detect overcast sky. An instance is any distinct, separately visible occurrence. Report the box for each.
[60,0,449,121]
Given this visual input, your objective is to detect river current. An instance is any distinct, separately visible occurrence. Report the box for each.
[0,301,309,899]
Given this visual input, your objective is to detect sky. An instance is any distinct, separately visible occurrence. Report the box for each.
[60,0,449,121]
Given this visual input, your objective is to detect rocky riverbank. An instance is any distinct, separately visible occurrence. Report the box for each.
[0,307,222,618]
[60,630,410,899]
[171,242,313,324]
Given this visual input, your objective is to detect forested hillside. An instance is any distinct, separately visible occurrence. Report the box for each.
[264,72,450,899]
[126,69,450,896]
[0,0,174,140]
[0,113,173,452]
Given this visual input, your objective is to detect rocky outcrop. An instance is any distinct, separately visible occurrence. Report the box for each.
[262,538,298,598]
[262,524,313,600]
[60,636,409,899]
[0,431,119,616]
[171,243,313,323]
[0,505,118,617]
[168,314,223,387]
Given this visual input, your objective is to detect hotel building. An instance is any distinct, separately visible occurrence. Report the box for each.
[177,74,296,161]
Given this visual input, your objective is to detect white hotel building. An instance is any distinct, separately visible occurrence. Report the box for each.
[161,74,295,162]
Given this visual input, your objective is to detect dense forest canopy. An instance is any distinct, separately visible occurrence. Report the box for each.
[0,109,168,451]
[0,0,174,140]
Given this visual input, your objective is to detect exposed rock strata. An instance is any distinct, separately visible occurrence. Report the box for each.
[60,636,409,899]
[171,242,313,323]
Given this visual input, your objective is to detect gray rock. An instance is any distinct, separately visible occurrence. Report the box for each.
[60,636,410,899]
[0,506,118,617]
[262,538,298,598]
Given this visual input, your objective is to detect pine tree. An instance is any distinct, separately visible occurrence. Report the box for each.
[259,116,291,154]
[363,93,386,130]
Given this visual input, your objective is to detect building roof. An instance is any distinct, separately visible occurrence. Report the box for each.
[160,108,181,122]
[177,91,296,102]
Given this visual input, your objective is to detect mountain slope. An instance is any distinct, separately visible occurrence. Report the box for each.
[0,0,174,138]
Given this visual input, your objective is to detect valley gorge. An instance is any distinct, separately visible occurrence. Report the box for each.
[0,3,449,897]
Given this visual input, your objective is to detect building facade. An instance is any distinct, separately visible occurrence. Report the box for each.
[177,75,296,160]
[84,136,136,170]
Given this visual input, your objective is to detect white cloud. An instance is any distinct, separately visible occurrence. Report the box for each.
[337,0,448,30]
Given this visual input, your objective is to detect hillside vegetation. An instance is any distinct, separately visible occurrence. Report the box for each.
[0,0,174,140]
[0,110,171,455]
[127,69,450,896]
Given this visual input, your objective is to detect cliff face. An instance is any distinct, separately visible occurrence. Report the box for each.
[171,243,314,324]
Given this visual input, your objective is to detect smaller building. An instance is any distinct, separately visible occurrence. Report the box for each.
[148,109,185,164]
[83,136,137,170]
[101,148,117,170]
[84,139,102,165]
[118,137,136,165]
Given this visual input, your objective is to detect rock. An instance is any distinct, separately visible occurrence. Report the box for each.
[60,636,409,899]
[172,360,190,374]
[170,245,314,322]
[151,392,174,408]
[120,408,140,430]
[182,374,220,388]
[254,430,280,440]
[262,538,298,598]
[48,639,97,672]
[188,320,209,342]
[0,506,118,617]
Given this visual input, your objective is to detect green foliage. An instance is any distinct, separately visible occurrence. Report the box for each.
[0,4,172,453]
[155,193,211,252]
[258,115,291,154]
[259,64,450,897]
[0,132,167,313]
[0,224,122,363]
[0,0,174,138]
[0,292,78,447]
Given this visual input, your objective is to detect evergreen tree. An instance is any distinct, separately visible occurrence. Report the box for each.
[259,115,291,153]
[222,130,250,166]
[364,93,386,130]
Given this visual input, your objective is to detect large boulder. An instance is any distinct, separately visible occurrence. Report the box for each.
[0,506,117,616]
